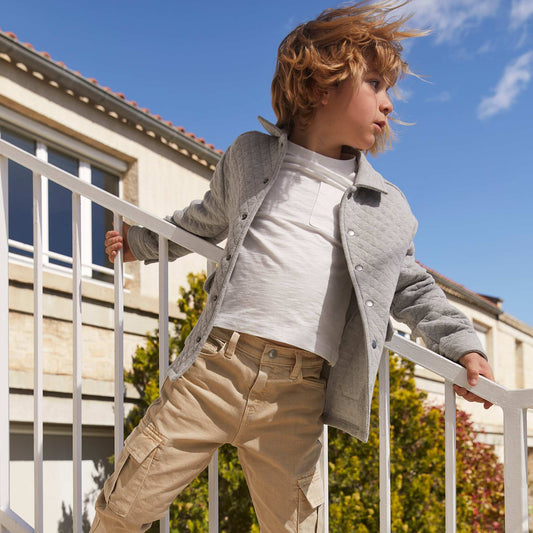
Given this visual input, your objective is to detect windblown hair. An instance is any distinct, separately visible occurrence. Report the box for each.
[271,1,427,154]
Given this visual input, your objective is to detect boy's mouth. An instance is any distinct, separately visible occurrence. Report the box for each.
[374,121,386,131]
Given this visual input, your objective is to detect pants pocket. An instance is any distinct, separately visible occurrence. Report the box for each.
[198,334,226,358]
[103,421,166,518]
[297,471,324,532]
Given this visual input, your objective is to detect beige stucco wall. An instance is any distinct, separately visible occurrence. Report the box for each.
[0,58,215,308]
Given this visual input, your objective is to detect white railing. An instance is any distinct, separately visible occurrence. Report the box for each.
[0,137,531,533]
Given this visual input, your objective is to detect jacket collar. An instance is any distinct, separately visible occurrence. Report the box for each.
[257,116,388,194]
[257,116,284,138]
[354,153,388,194]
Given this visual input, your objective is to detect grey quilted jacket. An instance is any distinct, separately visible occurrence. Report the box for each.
[128,117,485,441]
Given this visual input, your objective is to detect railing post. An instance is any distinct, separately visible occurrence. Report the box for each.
[72,191,83,533]
[444,381,457,533]
[321,425,329,533]
[207,260,219,533]
[503,407,529,533]
[0,156,10,525]
[33,170,44,533]
[113,215,124,461]
[379,349,391,533]
[158,235,170,533]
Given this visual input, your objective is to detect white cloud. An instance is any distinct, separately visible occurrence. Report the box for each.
[426,91,451,103]
[477,51,533,119]
[394,87,413,103]
[477,41,494,55]
[510,0,533,28]
[399,0,500,44]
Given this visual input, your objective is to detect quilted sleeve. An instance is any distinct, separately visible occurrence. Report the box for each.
[128,145,232,264]
[390,242,487,362]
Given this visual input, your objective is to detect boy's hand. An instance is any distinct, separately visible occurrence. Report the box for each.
[454,352,495,409]
[105,222,136,263]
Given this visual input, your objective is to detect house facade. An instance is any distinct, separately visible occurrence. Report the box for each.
[1,30,532,530]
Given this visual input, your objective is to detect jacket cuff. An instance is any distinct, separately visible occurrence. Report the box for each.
[127,225,159,264]
[438,329,488,362]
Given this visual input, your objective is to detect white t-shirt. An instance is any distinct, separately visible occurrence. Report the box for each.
[214,141,355,365]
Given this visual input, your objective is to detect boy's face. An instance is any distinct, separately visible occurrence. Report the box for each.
[311,70,393,156]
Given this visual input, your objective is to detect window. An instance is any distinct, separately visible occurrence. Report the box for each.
[473,322,489,352]
[515,340,524,389]
[2,126,120,281]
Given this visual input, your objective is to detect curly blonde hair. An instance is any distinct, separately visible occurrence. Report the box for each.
[271,1,427,154]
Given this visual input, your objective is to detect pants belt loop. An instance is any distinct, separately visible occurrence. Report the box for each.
[289,353,303,381]
[224,331,240,359]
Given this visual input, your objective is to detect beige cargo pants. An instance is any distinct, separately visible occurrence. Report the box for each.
[90,327,327,532]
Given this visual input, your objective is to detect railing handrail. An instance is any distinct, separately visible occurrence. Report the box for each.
[385,335,533,409]
[0,139,224,264]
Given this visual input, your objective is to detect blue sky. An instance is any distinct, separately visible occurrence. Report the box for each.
[3,0,533,325]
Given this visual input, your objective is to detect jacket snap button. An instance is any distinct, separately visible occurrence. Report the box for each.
[263,178,270,184]
[226,254,231,261]
[347,192,352,199]
[213,295,218,301]
[372,340,377,349]
[347,230,355,237]
[196,336,201,343]
[241,214,248,220]
[366,300,374,307]
[355,265,363,271]
[267,349,278,359]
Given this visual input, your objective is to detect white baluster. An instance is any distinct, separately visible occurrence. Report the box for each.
[444,381,457,533]
[72,191,83,533]
[503,407,529,532]
[113,215,124,461]
[207,260,219,533]
[379,350,391,533]
[32,170,44,533]
[159,235,170,533]
[0,156,10,526]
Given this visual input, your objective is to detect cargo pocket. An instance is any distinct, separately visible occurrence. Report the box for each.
[297,471,324,532]
[104,422,166,518]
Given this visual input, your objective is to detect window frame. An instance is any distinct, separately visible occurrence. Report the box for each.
[1,107,128,283]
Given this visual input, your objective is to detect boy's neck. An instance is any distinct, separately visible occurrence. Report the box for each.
[289,127,345,160]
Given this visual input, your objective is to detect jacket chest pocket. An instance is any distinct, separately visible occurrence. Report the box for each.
[309,182,342,241]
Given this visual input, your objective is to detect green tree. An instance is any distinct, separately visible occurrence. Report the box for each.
[125,272,504,532]
[328,357,504,532]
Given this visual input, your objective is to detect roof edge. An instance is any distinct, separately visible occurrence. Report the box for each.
[499,312,533,337]
[422,263,503,316]
[0,33,222,167]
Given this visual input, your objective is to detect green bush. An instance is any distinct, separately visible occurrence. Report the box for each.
[124,272,504,532]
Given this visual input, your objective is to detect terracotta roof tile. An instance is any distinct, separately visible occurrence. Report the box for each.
[0,28,223,155]
[417,260,501,310]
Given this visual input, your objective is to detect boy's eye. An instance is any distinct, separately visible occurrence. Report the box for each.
[368,79,381,90]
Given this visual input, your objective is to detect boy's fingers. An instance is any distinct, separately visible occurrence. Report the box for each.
[466,366,479,386]
[453,384,491,406]
[454,354,495,409]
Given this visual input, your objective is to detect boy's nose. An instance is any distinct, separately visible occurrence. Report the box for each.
[380,94,393,116]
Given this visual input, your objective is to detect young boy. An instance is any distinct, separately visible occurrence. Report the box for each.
[92,2,494,531]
